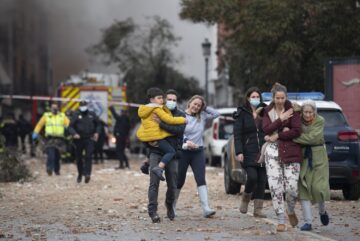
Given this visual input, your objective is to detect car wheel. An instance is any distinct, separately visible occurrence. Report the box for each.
[342,183,360,200]
[224,154,241,194]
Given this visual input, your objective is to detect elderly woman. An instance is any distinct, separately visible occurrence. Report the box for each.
[293,100,330,231]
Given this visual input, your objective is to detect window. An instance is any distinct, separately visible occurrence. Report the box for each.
[318,109,348,128]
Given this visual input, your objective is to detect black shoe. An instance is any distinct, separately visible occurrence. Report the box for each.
[84,175,91,183]
[55,171,60,176]
[300,223,312,231]
[320,211,329,226]
[150,213,161,223]
[165,201,175,221]
[115,166,124,170]
[140,162,149,175]
[77,175,82,183]
[47,170,53,176]
[151,166,165,181]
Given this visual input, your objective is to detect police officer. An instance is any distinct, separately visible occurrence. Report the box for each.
[32,103,70,176]
[68,100,101,183]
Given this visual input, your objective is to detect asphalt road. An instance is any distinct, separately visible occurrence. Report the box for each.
[0,154,359,241]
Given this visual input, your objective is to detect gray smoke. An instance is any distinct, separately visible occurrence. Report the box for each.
[1,0,211,87]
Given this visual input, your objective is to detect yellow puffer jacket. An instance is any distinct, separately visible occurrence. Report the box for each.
[136,103,186,142]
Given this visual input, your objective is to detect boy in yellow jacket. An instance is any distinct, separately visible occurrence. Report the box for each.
[137,87,186,181]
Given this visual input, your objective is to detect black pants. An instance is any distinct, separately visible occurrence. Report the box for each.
[116,137,129,168]
[244,166,267,199]
[74,138,94,176]
[148,152,178,215]
[94,140,104,163]
[177,148,206,189]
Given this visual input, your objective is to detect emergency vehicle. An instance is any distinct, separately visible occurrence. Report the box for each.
[58,72,127,157]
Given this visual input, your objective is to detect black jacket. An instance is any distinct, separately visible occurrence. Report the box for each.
[148,107,186,156]
[233,103,266,167]
[110,106,130,139]
[69,110,101,139]
[0,118,18,147]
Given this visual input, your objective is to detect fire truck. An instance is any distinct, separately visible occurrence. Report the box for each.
[58,72,127,157]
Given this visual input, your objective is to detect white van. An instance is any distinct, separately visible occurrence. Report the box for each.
[203,108,237,166]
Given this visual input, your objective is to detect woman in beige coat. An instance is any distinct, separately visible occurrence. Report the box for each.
[293,100,330,231]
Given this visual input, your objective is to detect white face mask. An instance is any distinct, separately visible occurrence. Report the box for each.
[166,100,177,110]
[249,98,260,107]
[79,106,88,112]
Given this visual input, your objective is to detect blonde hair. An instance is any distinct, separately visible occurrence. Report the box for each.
[186,95,206,120]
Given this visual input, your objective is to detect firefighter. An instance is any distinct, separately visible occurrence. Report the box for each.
[32,103,70,176]
[68,100,101,184]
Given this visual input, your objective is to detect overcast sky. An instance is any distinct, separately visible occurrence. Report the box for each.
[40,0,216,86]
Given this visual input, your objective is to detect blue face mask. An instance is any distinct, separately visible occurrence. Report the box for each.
[249,98,260,107]
[166,100,177,110]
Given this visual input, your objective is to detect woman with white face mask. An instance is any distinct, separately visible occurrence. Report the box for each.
[233,87,267,218]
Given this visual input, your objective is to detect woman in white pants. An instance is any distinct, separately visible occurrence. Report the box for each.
[262,83,302,232]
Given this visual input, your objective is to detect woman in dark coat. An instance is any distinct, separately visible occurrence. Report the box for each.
[233,87,267,217]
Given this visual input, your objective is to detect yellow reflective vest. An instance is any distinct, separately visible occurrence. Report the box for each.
[34,112,70,137]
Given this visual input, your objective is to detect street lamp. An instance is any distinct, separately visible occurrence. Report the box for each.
[202,38,211,103]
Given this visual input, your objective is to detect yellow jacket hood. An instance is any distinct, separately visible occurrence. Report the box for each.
[138,103,162,119]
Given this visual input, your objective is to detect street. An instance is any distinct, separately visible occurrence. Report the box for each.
[0,154,359,241]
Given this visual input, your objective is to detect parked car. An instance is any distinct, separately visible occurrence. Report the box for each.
[203,108,236,166]
[223,94,360,200]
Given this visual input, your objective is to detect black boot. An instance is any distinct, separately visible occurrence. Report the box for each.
[77,175,82,183]
[165,201,175,221]
[151,166,165,181]
[149,213,161,223]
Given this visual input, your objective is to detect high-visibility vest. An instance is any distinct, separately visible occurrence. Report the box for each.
[44,112,66,137]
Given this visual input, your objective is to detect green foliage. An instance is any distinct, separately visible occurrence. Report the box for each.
[180,0,360,93]
[89,16,203,112]
[0,135,32,182]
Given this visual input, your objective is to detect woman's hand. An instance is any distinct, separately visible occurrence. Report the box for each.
[236,153,244,162]
[282,127,290,132]
[152,114,161,123]
[186,140,198,149]
[280,108,294,121]
[269,133,279,142]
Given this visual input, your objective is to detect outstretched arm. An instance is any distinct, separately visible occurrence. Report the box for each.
[154,108,186,124]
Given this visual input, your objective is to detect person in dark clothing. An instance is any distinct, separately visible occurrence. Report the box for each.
[145,89,186,223]
[0,113,19,150]
[68,100,101,183]
[94,120,106,164]
[110,105,131,169]
[233,87,267,218]
[17,114,33,154]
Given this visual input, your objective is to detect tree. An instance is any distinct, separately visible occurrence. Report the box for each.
[89,16,203,106]
[180,0,360,93]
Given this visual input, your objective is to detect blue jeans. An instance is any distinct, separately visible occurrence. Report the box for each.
[177,148,206,189]
[158,139,176,166]
[46,146,60,173]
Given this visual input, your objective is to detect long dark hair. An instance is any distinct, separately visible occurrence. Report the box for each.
[243,87,262,109]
